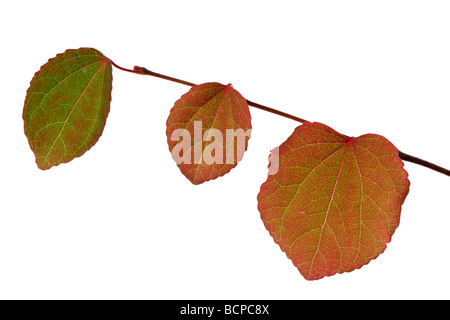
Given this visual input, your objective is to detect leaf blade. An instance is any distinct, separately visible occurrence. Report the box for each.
[23,48,113,169]
[257,122,410,280]
[166,82,252,184]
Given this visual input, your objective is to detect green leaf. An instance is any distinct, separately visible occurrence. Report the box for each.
[23,48,113,169]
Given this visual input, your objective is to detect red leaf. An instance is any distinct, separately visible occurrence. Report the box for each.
[166,82,252,184]
[257,122,410,280]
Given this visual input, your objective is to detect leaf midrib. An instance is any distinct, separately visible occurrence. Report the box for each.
[307,143,350,279]
[192,85,231,182]
[27,58,107,124]
[43,60,107,165]
[279,142,346,243]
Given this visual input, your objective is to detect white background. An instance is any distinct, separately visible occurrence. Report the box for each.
[1,0,450,300]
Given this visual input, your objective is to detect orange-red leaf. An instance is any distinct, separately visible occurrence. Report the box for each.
[257,122,410,280]
[166,82,251,184]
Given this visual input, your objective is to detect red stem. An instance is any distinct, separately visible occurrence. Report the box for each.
[110,60,450,177]
[108,60,142,75]
[111,62,309,123]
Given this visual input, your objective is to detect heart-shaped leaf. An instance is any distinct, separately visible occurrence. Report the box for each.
[166,82,252,184]
[23,48,113,169]
[257,122,410,280]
